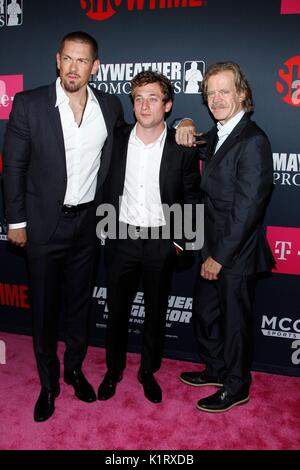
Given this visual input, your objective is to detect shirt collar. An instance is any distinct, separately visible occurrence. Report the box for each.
[130,122,167,148]
[55,77,98,107]
[217,110,245,137]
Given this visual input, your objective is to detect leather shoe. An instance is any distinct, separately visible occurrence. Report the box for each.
[180,370,223,387]
[34,384,60,422]
[64,369,96,403]
[197,387,249,413]
[98,371,123,400]
[138,370,162,404]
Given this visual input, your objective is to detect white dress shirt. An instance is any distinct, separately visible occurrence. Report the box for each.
[10,79,107,229]
[56,78,107,206]
[119,124,167,227]
[214,110,245,154]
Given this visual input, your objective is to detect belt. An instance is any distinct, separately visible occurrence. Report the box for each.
[127,224,164,238]
[62,201,94,214]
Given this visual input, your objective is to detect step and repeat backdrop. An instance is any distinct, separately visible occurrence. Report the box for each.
[0,0,299,375]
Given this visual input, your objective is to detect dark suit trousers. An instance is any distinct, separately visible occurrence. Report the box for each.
[193,267,257,395]
[26,207,98,389]
[105,236,176,376]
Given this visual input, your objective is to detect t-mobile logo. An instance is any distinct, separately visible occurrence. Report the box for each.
[280,0,300,14]
[267,226,300,275]
[274,241,292,260]
[0,74,23,120]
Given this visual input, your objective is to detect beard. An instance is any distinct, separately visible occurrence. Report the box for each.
[61,75,82,93]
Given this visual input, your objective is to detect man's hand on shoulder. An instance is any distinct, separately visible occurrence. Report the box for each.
[201,256,222,281]
[7,228,27,247]
[175,118,205,148]
[175,119,196,147]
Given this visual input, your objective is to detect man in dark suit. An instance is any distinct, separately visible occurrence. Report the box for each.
[97,71,201,404]
[179,62,275,412]
[3,31,124,422]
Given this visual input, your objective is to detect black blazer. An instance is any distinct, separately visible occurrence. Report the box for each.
[102,125,201,250]
[3,82,125,243]
[200,113,275,274]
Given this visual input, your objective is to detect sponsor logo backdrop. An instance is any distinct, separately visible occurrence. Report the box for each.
[0,0,299,376]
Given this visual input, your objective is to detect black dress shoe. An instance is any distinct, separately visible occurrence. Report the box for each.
[196,388,250,413]
[97,371,123,400]
[34,384,60,422]
[138,370,162,404]
[180,370,223,387]
[64,369,96,403]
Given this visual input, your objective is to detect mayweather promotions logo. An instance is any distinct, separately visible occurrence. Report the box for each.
[0,0,23,27]
[273,152,300,187]
[276,56,300,106]
[0,218,8,241]
[80,0,207,21]
[94,286,193,338]
[90,60,205,95]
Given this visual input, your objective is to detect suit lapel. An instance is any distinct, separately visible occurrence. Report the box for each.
[203,127,218,162]
[93,90,112,135]
[116,125,133,196]
[47,83,66,169]
[203,114,250,182]
[159,128,174,199]
[93,89,118,189]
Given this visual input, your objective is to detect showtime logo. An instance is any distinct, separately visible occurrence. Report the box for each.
[261,315,300,340]
[267,226,300,275]
[273,152,300,186]
[276,56,300,106]
[0,282,30,308]
[0,74,23,120]
[80,0,207,21]
[91,60,205,95]
[0,0,23,27]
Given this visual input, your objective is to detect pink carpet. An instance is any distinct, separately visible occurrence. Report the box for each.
[0,332,299,450]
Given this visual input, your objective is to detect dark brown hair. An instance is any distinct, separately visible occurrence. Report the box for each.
[59,31,98,61]
[131,70,174,104]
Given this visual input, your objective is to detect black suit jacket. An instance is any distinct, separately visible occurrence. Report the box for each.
[3,82,125,243]
[200,113,275,274]
[102,125,201,251]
